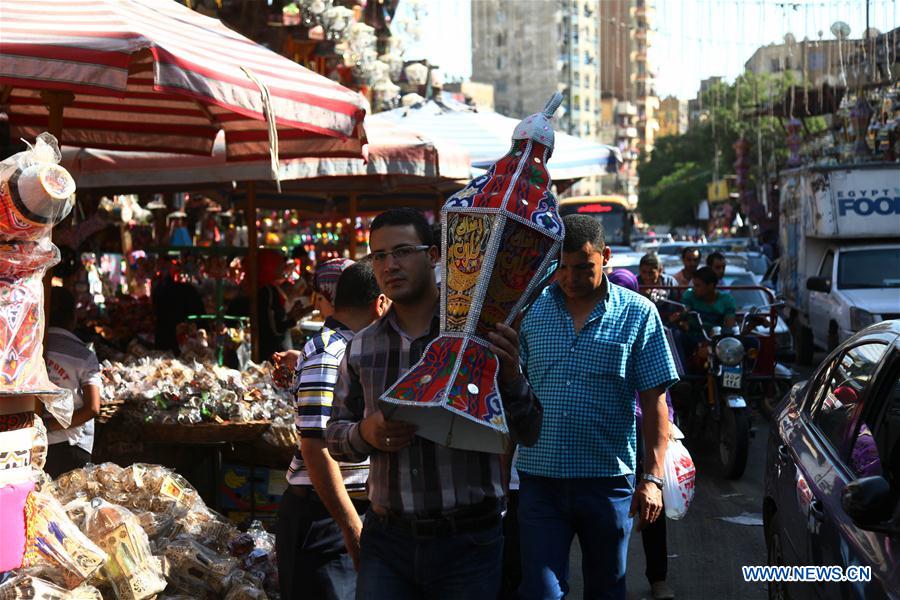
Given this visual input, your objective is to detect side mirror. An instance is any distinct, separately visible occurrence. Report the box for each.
[806,276,832,293]
[842,476,895,529]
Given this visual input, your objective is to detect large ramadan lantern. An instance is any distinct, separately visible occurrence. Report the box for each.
[379,94,566,454]
[0,133,75,571]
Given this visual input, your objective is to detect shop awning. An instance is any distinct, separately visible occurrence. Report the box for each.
[0,0,367,161]
[369,96,621,181]
[61,120,470,190]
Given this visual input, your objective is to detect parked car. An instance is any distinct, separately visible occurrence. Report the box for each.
[764,320,900,599]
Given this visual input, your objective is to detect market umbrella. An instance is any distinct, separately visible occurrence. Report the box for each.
[61,120,470,191]
[370,95,621,181]
[0,0,367,163]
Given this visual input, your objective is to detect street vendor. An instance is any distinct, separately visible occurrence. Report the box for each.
[248,249,312,360]
[43,287,103,477]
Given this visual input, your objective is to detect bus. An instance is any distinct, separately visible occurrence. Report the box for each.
[558,195,635,248]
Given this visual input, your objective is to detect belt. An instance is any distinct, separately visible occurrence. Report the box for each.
[371,500,502,538]
[287,485,369,509]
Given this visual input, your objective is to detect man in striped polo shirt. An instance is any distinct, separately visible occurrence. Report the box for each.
[275,261,389,600]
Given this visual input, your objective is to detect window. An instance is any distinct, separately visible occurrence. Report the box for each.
[819,250,834,279]
[878,369,900,490]
[810,343,888,460]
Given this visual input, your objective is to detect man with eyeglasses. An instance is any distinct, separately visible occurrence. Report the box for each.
[326,208,543,599]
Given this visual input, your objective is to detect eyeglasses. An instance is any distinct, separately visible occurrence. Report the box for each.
[365,245,431,265]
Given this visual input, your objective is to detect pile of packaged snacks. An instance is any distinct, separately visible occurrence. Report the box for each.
[0,463,278,599]
[99,359,293,428]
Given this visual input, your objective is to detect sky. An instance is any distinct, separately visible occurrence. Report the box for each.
[401,0,898,100]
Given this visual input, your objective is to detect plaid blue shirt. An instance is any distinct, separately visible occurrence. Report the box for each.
[516,278,679,478]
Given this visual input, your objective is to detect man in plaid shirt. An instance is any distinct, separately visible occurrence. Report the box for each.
[275,261,388,600]
[516,215,679,600]
[326,208,543,599]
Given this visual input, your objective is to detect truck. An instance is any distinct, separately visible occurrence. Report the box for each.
[778,162,900,365]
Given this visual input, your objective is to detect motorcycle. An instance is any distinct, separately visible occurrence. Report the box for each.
[659,291,785,479]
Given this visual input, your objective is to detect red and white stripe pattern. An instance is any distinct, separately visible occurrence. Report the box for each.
[0,0,367,161]
[61,120,471,189]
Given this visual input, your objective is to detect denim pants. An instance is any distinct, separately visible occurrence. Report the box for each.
[356,509,504,600]
[518,473,635,600]
[275,491,366,600]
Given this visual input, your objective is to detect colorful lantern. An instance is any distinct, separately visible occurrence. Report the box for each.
[378,94,566,454]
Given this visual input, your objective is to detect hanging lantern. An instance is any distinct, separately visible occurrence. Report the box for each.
[378,94,566,454]
[298,0,331,27]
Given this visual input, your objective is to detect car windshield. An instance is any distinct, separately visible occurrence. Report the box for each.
[838,249,900,289]
[728,288,768,311]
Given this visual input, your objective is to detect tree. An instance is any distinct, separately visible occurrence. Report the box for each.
[637,71,806,226]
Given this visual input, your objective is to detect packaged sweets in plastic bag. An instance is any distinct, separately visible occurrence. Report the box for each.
[163,535,239,597]
[22,492,108,588]
[29,414,48,472]
[82,498,167,600]
[0,133,76,420]
[0,573,102,600]
[0,133,75,242]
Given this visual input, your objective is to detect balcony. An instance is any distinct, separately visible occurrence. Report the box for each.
[615,101,638,116]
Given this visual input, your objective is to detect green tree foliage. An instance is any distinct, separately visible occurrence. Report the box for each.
[638,71,820,226]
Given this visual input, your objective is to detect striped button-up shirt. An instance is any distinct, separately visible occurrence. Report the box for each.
[326,302,542,517]
[286,318,368,497]
[516,278,679,479]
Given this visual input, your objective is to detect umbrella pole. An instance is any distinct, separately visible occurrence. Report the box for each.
[39,90,75,412]
[247,181,260,363]
[348,193,358,259]
[41,90,75,139]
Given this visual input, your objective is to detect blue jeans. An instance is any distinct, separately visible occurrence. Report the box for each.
[356,510,504,600]
[517,474,635,600]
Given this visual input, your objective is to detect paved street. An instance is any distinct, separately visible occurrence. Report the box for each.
[565,357,821,599]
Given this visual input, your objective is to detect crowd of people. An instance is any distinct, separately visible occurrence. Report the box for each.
[267,207,696,600]
[36,205,745,600]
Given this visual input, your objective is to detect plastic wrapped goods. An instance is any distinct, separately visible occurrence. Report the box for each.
[22,492,107,588]
[81,499,167,600]
[0,134,75,418]
[163,535,239,597]
[0,574,102,600]
[0,133,74,242]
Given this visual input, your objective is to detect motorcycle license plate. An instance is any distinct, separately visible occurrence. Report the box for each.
[722,366,742,389]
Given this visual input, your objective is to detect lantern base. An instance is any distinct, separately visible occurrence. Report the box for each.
[378,401,510,454]
[379,336,510,454]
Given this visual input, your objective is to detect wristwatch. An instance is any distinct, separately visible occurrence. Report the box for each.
[639,473,664,489]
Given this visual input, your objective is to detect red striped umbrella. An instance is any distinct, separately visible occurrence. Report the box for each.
[61,120,471,190]
[0,0,367,163]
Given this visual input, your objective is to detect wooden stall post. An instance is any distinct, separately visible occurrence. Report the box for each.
[41,90,75,139]
[348,193,358,259]
[247,181,260,363]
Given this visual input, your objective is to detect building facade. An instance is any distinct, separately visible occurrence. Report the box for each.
[470,0,561,118]
[744,38,868,88]
[657,95,688,138]
[471,0,658,202]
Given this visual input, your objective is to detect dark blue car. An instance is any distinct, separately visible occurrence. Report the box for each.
[764,320,900,599]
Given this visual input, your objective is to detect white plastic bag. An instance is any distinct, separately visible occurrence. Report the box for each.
[663,426,696,520]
